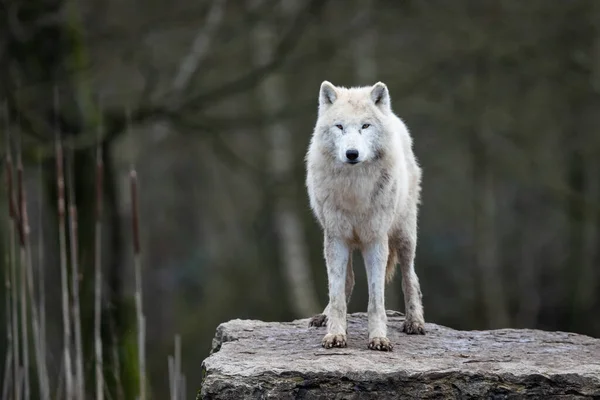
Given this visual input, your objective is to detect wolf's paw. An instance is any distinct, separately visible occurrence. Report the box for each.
[368,337,393,351]
[309,314,327,327]
[402,320,426,335]
[322,333,346,348]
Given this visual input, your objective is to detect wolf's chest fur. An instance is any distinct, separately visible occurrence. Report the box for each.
[321,166,394,213]
[312,165,398,244]
[331,175,375,211]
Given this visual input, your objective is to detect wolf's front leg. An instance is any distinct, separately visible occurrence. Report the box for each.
[363,238,393,351]
[309,256,354,328]
[321,236,350,348]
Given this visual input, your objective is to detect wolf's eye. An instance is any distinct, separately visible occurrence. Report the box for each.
[335,124,343,130]
[362,123,370,129]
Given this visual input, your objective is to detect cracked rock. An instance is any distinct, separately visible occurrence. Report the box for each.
[199,311,600,399]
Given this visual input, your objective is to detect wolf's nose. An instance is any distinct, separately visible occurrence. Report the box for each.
[346,149,359,161]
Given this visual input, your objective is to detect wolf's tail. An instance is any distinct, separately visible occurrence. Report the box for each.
[385,243,398,283]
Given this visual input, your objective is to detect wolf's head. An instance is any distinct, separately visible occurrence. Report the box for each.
[314,81,392,166]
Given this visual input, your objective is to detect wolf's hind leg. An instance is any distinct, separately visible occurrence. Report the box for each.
[396,211,426,335]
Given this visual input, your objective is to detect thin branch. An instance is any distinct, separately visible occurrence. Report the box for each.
[0,0,285,94]
[6,0,332,161]
[15,16,352,167]
[179,0,328,111]
[170,0,227,101]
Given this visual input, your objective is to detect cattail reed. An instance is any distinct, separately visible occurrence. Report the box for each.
[54,87,73,400]
[16,132,30,400]
[66,148,84,400]
[130,165,146,400]
[94,111,105,400]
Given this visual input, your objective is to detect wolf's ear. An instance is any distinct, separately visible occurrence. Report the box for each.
[370,82,390,110]
[319,81,337,107]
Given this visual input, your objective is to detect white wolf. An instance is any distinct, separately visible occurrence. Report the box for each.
[305,81,425,351]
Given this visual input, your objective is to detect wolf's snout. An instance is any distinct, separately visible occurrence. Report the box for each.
[346,149,359,162]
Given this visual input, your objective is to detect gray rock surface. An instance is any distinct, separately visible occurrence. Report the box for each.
[199,311,600,399]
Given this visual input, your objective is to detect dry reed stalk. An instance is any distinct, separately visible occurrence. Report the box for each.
[168,356,174,400]
[19,161,50,400]
[1,242,10,400]
[94,115,104,400]
[16,133,30,400]
[167,333,184,400]
[109,317,124,400]
[179,374,186,400]
[130,166,146,400]
[3,105,19,400]
[2,242,12,400]
[66,149,85,400]
[1,347,12,400]
[54,355,65,400]
[54,87,74,400]
[16,367,24,400]
[174,335,181,400]
[140,315,146,400]
[36,160,47,380]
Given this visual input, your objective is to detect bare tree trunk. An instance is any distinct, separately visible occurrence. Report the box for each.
[352,0,401,311]
[248,0,319,317]
[471,58,510,329]
[574,8,600,317]
[354,0,377,86]
[573,135,598,320]
[472,147,508,329]
[578,148,599,306]
[585,14,600,309]
[514,194,541,327]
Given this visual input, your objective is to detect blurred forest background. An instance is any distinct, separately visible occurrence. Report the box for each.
[1,0,600,398]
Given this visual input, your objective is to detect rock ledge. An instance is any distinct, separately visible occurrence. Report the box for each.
[199,311,600,399]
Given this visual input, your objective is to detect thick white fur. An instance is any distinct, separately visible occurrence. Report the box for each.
[305,81,425,350]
